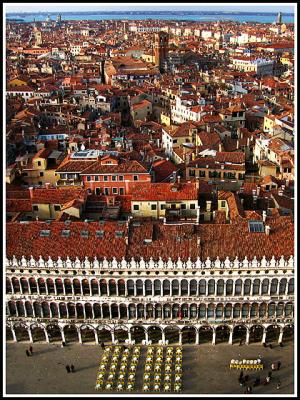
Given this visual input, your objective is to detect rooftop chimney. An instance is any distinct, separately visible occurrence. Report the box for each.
[263,210,267,222]
[45,182,50,189]
[236,140,240,150]
[29,187,34,199]
[218,143,222,152]
[265,225,271,235]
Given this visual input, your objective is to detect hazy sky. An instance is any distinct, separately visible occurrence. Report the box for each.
[5,3,296,13]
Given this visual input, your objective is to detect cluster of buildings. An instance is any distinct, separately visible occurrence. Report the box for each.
[6,14,294,347]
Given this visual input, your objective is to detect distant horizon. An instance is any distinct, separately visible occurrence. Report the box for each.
[4,3,296,14]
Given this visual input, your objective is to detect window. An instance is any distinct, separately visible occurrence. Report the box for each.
[96,230,104,238]
[33,205,39,211]
[112,175,117,181]
[119,188,124,195]
[221,200,226,207]
[37,161,41,166]
[160,204,166,210]
[54,205,61,211]
[180,204,186,210]
[133,204,139,211]
[119,176,124,181]
[133,175,138,181]
[80,231,89,238]
[87,176,91,181]
[173,139,178,144]
[40,230,51,237]
[112,188,118,194]
[104,176,108,181]
[61,230,70,237]
[199,170,206,177]
[190,203,196,209]
[104,188,109,195]
[248,220,264,233]
[151,204,157,211]
[189,169,195,177]
[39,172,44,177]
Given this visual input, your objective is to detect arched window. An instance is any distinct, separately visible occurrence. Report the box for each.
[207,304,214,318]
[127,280,134,296]
[82,279,90,296]
[181,279,188,295]
[172,304,179,319]
[216,304,223,318]
[111,303,118,319]
[285,303,293,317]
[93,303,101,318]
[129,304,136,319]
[259,303,267,318]
[136,279,143,296]
[288,278,294,294]
[242,304,249,318]
[55,279,64,295]
[50,302,58,318]
[235,279,242,295]
[224,304,232,318]
[68,303,76,318]
[91,279,99,296]
[12,277,20,293]
[270,279,278,295]
[145,280,152,296]
[34,302,42,317]
[163,304,171,319]
[73,279,81,295]
[279,279,287,295]
[20,278,29,294]
[117,279,125,296]
[190,280,197,296]
[46,278,55,295]
[64,279,72,295]
[182,304,189,318]
[38,278,46,294]
[29,278,38,294]
[59,303,67,318]
[268,303,275,317]
[85,303,93,319]
[163,280,170,296]
[137,304,144,318]
[172,280,179,295]
[244,279,251,295]
[233,304,241,319]
[199,304,206,319]
[276,303,284,317]
[190,304,197,318]
[261,279,269,295]
[199,280,206,296]
[208,279,215,295]
[226,279,233,295]
[250,303,258,317]
[8,301,17,316]
[6,278,12,294]
[252,279,260,295]
[217,280,224,296]
[42,302,50,318]
[154,280,161,296]
[100,279,108,295]
[146,304,153,319]
[155,304,162,318]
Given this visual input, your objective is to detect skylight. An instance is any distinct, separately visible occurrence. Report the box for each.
[248,220,265,233]
[40,230,51,237]
[80,230,89,238]
[115,231,124,238]
[96,230,104,238]
[61,230,70,238]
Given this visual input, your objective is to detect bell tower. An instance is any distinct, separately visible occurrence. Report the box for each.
[154,31,169,73]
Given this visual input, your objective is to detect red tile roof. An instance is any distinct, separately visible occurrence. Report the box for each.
[130,182,198,201]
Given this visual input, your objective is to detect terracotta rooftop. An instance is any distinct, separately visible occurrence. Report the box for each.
[130,182,198,201]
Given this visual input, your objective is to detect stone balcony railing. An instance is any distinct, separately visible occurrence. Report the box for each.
[6,255,294,272]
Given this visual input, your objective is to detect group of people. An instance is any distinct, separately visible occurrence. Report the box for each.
[25,346,33,357]
[65,364,75,373]
[239,361,282,394]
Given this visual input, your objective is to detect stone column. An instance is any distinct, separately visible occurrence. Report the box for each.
[145,330,149,344]
[143,281,146,297]
[78,329,82,344]
[116,283,119,297]
[261,328,267,344]
[285,284,289,296]
[127,306,130,320]
[134,282,137,297]
[80,281,83,296]
[111,331,115,344]
[19,280,23,294]
[161,330,165,343]
[228,329,233,345]
[66,306,69,319]
[118,306,120,320]
[61,329,66,343]
[83,305,86,320]
[278,328,284,344]
[37,283,40,295]
[89,282,92,297]
[245,329,250,345]
[28,329,34,343]
[128,330,132,343]
[62,282,66,295]
[71,283,74,296]
[95,330,99,344]
[92,306,95,320]
[178,331,182,345]
[54,283,57,296]
[212,329,216,345]
[197,330,201,345]
[44,329,50,343]
[152,284,154,297]
[109,306,112,320]
[11,327,17,342]
[11,282,15,295]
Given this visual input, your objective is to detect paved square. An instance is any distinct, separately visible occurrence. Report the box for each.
[6,342,294,395]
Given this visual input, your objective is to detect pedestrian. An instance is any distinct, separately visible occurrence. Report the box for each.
[271,363,276,371]
[277,361,281,370]
[26,350,30,357]
[277,380,281,390]
[239,371,244,380]
[266,376,271,384]
[66,365,71,373]
[29,346,33,354]
[248,386,252,393]
[71,364,75,373]
[239,339,243,346]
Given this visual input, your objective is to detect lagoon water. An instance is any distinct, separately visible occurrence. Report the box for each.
[6,12,294,24]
